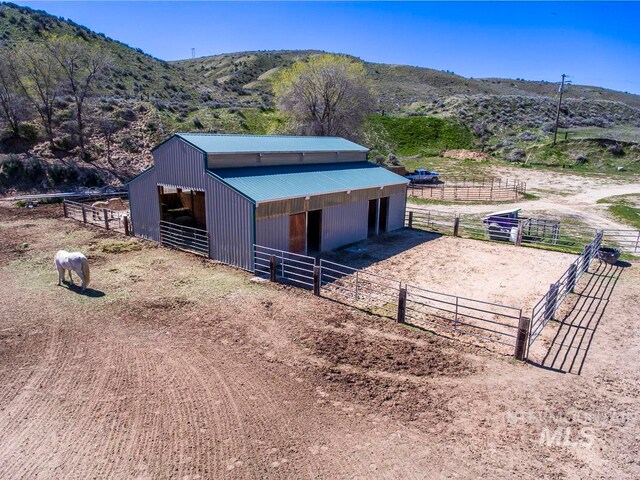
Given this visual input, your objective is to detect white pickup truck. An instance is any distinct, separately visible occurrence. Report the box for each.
[405,168,440,184]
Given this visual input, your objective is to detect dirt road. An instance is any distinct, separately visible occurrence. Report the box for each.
[1,205,638,479]
[426,168,640,231]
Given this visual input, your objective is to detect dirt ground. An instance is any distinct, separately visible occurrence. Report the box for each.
[322,229,576,312]
[431,167,640,232]
[1,205,639,479]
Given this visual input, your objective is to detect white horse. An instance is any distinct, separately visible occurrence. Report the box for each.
[54,250,91,291]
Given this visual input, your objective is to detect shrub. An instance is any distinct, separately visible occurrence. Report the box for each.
[121,137,142,153]
[24,158,45,182]
[81,170,103,187]
[17,123,39,144]
[48,164,66,184]
[56,136,78,152]
[118,108,138,122]
[0,154,23,177]
[607,144,624,157]
[507,148,526,163]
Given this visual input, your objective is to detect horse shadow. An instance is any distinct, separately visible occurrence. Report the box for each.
[61,282,106,298]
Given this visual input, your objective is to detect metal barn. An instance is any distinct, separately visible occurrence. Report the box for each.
[128,134,408,270]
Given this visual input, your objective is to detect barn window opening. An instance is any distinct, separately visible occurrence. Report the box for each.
[158,186,206,229]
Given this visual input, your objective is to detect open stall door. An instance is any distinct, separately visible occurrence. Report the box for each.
[378,197,389,232]
[307,210,322,253]
[368,199,378,237]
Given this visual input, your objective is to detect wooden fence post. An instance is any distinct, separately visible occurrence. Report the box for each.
[408,211,413,229]
[313,266,320,296]
[453,216,460,237]
[103,209,109,230]
[81,206,87,224]
[514,315,530,361]
[397,286,407,323]
[63,201,68,218]
[269,255,277,282]
[123,216,130,236]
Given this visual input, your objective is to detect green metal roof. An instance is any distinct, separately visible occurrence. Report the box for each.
[175,133,369,154]
[211,162,408,203]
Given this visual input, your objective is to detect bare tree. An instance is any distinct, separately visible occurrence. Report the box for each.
[14,42,63,147]
[274,54,375,138]
[46,36,112,159]
[0,54,30,138]
[97,115,125,165]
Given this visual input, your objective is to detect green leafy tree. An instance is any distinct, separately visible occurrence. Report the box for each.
[274,54,374,138]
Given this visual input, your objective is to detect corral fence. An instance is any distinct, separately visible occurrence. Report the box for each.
[408,177,526,202]
[159,221,209,257]
[63,199,130,234]
[603,229,640,254]
[252,245,529,358]
[254,245,316,288]
[528,231,604,353]
[406,206,638,254]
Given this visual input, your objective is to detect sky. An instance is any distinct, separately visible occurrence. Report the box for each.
[11,1,640,94]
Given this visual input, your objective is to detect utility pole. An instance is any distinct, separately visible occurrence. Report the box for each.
[191,48,195,59]
[552,74,567,146]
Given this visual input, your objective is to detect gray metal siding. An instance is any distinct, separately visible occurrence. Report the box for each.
[155,137,208,190]
[387,192,407,231]
[321,201,369,251]
[128,167,160,242]
[206,177,255,271]
[130,137,255,271]
[255,215,290,251]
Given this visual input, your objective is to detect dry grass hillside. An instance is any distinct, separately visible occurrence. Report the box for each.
[1,3,640,194]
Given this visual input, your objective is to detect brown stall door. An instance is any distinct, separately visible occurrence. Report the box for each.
[289,213,306,254]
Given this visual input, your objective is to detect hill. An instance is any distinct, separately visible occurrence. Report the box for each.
[1,2,639,193]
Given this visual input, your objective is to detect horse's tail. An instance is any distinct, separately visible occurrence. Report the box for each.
[81,256,90,287]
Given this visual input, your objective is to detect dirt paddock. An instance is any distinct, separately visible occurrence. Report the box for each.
[322,229,576,312]
[1,204,639,479]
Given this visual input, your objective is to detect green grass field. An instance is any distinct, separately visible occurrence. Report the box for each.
[597,194,640,229]
[365,115,473,157]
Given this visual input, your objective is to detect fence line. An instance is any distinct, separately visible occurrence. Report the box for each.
[406,206,637,254]
[159,221,209,256]
[254,245,316,289]
[253,245,526,356]
[407,177,526,202]
[63,199,129,233]
[528,231,603,351]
